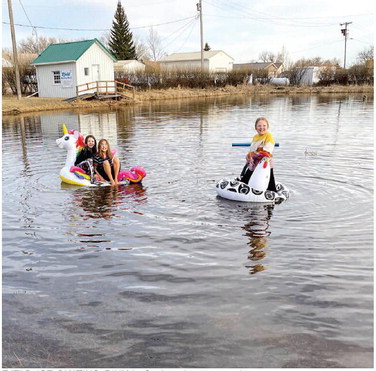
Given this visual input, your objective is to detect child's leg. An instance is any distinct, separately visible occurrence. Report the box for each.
[267,168,277,192]
[239,163,248,179]
[112,158,120,184]
[239,163,253,184]
[241,169,253,184]
[103,160,116,185]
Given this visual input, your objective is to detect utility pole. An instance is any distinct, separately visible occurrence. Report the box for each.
[340,21,352,69]
[197,0,204,72]
[7,0,22,100]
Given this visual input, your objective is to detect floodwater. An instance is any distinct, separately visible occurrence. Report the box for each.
[2,93,373,368]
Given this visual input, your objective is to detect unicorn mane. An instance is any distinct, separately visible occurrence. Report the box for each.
[67,128,85,151]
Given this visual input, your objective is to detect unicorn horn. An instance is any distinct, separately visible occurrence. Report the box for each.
[62,124,68,134]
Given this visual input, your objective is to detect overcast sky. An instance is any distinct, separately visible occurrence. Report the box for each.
[2,0,374,66]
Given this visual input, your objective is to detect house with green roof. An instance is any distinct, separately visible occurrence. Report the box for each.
[31,39,117,98]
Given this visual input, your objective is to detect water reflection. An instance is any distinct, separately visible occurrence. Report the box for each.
[68,183,147,220]
[77,186,122,220]
[241,204,274,275]
[2,94,373,368]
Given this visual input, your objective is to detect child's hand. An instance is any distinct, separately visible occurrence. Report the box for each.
[246,153,254,167]
[94,174,105,182]
[246,151,254,163]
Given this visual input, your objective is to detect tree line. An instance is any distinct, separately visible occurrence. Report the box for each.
[2,1,374,94]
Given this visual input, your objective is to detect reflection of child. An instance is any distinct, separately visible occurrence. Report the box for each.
[75,135,97,183]
[94,139,121,185]
[239,117,277,191]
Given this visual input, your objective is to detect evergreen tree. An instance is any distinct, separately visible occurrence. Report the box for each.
[204,43,211,51]
[108,1,137,60]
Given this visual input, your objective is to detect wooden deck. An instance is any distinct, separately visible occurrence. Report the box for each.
[65,80,135,102]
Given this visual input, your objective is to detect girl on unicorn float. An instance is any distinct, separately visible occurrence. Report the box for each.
[94,139,121,186]
[75,135,97,165]
[238,117,277,192]
[75,134,97,183]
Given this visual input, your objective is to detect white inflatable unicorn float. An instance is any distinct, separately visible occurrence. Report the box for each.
[56,124,146,187]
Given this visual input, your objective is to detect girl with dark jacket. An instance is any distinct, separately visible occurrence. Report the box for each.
[75,135,97,183]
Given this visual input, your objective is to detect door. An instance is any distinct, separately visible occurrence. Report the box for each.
[92,64,100,82]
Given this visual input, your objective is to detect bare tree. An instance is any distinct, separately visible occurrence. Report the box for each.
[2,53,37,95]
[18,35,60,54]
[258,50,276,63]
[147,27,166,61]
[99,31,111,49]
[289,57,341,85]
[133,34,152,61]
[292,57,340,67]
[275,45,292,68]
[357,46,374,64]
[257,46,292,69]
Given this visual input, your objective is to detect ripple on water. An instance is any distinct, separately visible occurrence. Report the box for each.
[2,95,373,367]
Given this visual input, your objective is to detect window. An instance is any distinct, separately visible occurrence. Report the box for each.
[53,71,61,84]
[84,67,89,76]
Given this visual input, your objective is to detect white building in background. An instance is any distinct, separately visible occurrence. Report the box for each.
[41,112,119,146]
[159,50,234,72]
[31,38,117,98]
[296,66,328,85]
[114,60,145,73]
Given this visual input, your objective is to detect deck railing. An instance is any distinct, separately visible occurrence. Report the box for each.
[75,80,135,99]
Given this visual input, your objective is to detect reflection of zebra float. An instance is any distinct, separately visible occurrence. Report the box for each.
[216,156,289,203]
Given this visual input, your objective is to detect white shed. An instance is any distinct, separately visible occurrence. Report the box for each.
[296,66,326,85]
[159,50,234,72]
[114,60,145,73]
[31,39,117,98]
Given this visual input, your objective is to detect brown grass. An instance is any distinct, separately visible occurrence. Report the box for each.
[2,84,373,116]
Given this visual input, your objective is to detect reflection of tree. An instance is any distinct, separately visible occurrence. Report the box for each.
[242,204,274,275]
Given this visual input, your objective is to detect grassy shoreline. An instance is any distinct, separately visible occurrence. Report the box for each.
[2,84,374,116]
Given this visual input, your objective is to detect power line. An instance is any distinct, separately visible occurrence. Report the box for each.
[204,0,331,26]
[175,17,199,52]
[351,38,373,45]
[18,0,35,30]
[206,0,369,20]
[160,16,197,43]
[1,21,109,31]
[2,15,197,32]
[18,0,38,44]
[160,16,198,51]
[203,0,371,28]
[132,16,197,30]
[290,39,343,55]
[204,13,336,28]
[351,23,374,41]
